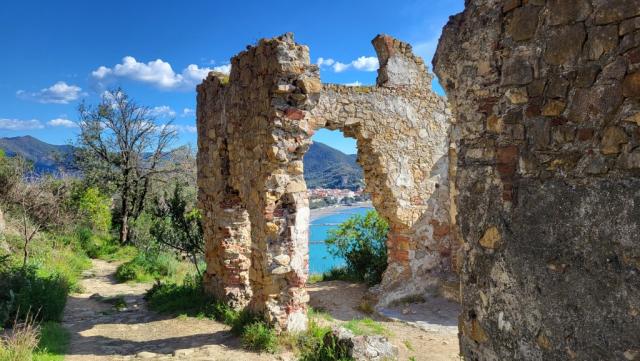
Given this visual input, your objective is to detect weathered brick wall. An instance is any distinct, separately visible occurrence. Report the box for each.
[434,1,640,359]
[197,33,455,331]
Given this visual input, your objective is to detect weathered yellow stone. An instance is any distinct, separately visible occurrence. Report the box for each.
[536,332,551,350]
[470,319,489,343]
[625,113,640,126]
[601,126,629,155]
[266,222,280,235]
[285,179,306,193]
[299,77,322,94]
[542,99,566,116]
[479,226,501,249]
[624,350,640,361]
[487,115,504,133]
[506,87,528,104]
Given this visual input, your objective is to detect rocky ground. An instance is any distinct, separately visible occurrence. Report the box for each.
[62,260,460,360]
[307,281,460,361]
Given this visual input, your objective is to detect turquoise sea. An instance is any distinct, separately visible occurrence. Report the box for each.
[309,206,372,274]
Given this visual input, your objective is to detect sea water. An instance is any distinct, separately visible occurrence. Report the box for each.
[309,206,372,274]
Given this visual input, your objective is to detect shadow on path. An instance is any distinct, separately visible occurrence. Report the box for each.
[62,259,274,361]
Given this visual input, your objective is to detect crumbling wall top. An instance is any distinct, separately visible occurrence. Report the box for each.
[372,34,433,88]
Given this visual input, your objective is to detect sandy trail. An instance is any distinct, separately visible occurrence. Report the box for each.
[62,259,274,361]
[63,259,460,360]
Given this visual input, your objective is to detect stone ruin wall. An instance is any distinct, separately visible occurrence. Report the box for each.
[311,36,454,305]
[196,33,455,332]
[434,0,640,360]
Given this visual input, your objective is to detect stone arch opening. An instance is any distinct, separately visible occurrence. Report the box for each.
[305,129,368,275]
[196,33,457,332]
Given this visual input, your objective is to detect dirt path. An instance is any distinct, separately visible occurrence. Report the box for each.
[62,259,275,361]
[63,260,459,360]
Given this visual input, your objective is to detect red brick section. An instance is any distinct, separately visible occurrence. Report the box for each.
[496,145,519,202]
[386,230,411,263]
[284,108,305,120]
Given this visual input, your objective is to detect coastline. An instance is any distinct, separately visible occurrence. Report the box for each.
[309,201,373,223]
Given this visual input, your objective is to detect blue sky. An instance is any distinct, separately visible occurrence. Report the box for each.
[0,0,463,154]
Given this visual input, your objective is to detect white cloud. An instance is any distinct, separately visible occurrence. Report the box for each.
[212,64,231,74]
[47,118,77,128]
[181,108,195,117]
[352,56,379,71]
[317,56,379,73]
[0,118,44,130]
[150,105,177,118]
[332,62,351,73]
[345,81,363,86]
[16,81,84,104]
[317,57,335,67]
[91,56,227,91]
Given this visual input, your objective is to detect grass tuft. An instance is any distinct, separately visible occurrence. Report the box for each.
[33,322,70,361]
[343,318,388,336]
[241,321,278,353]
[0,312,40,361]
[115,252,181,283]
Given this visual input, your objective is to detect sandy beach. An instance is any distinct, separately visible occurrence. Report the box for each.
[309,201,373,223]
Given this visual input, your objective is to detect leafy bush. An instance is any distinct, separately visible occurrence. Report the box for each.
[297,320,351,361]
[0,267,69,327]
[128,212,154,248]
[115,251,179,282]
[318,267,361,283]
[241,321,278,353]
[150,183,203,272]
[76,187,111,233]
[77,232,136,261]
[325,210,389,285]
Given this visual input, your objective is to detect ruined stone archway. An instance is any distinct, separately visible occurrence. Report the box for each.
[196,33,455,332]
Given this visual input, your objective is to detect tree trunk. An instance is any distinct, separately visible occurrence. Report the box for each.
[22,240,29,268]
[120,168,131,244]
[120,211,129,244]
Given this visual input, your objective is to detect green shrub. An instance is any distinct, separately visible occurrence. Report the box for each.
[319,267,361,283]
[30,243,90,293]
[241,321,278,353]
[145,276,206,315]
[150,183,203,273]
[325,210,389,285]
[146,275,277,352]
[76,187,111,233]
[146,275,256,332]
[297,320,352,361]
[33,322,69,361]
[115,251,179,282]
[0,267,68,327]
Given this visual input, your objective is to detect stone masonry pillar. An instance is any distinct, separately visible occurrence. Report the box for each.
[197,33,321,332]
[435,1,640,359]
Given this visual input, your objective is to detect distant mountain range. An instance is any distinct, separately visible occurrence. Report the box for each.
[303,142,363,190]
[0,136,364,189]
[0,136,76,173]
